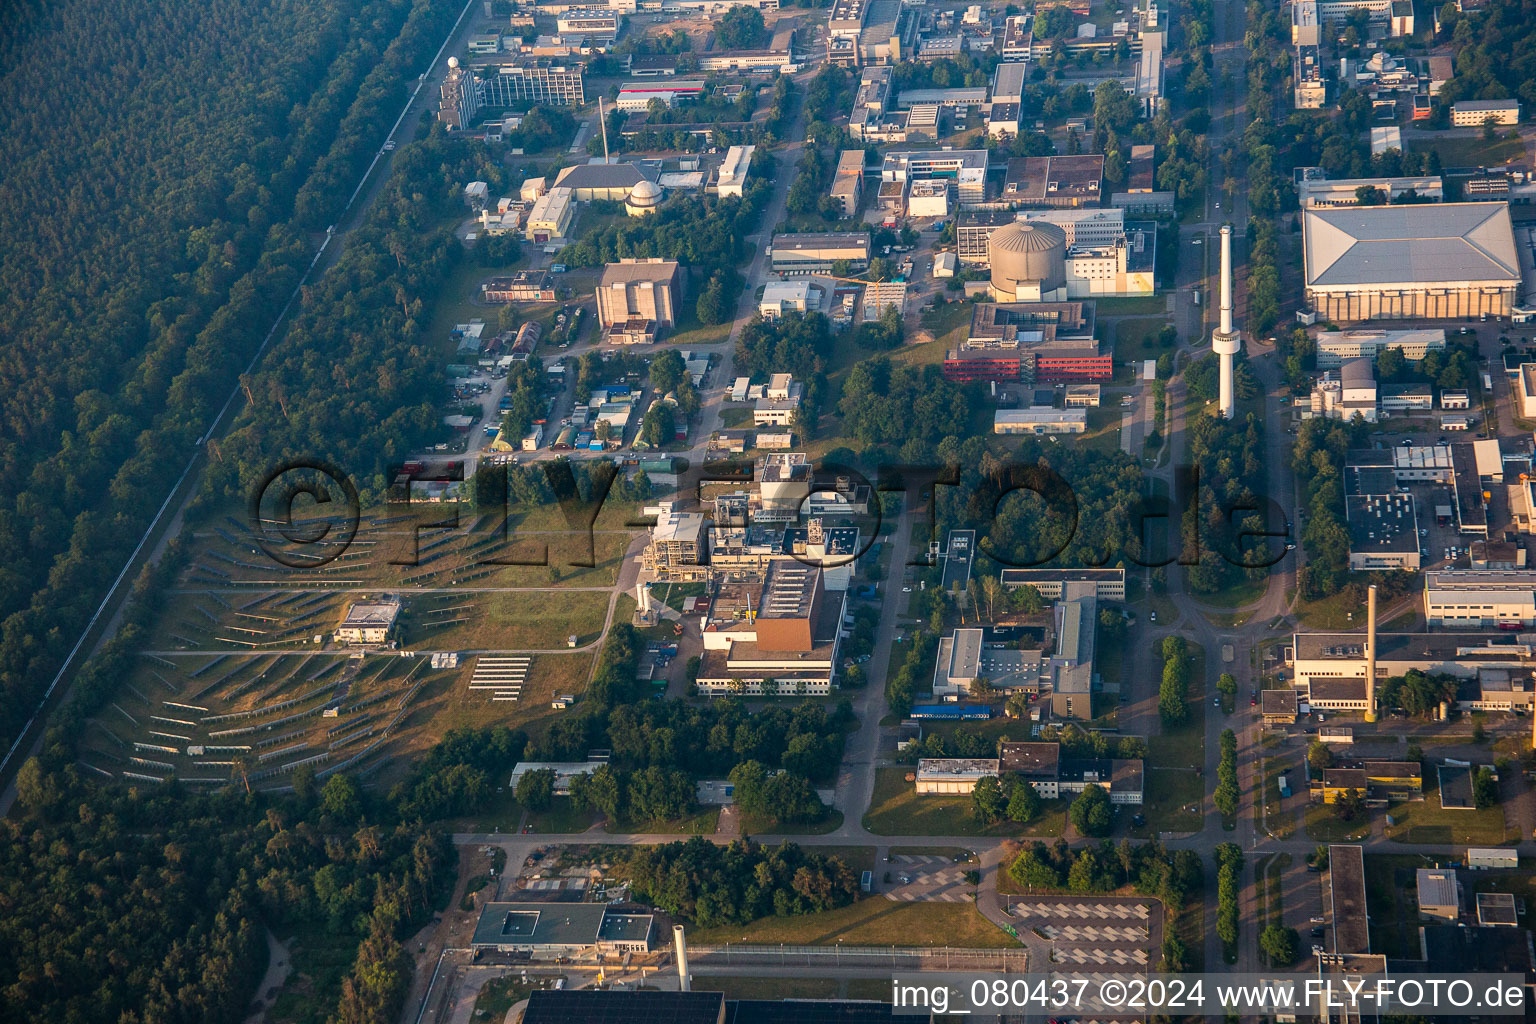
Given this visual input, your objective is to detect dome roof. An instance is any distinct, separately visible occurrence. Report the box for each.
[989,220,1067,297]
[628,179,663,204]
[991,220,1066,254]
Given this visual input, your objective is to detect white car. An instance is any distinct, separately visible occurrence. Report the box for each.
[901,585,913,592]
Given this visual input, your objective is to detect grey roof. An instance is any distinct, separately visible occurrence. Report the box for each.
[554,162,652,190]
[472,902,609,948]
[1417,868,1459,909]
[1304,202,1519,288]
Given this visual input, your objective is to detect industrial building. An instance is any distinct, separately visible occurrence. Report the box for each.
[1302,202,1521,321]
[944,302,1105,384]
[880,150,989,204]
[553,162,654,202]
[959,210,1155,300]
[915,758,1000,794]
[1417,868,1462,922]
[595,259,680,336]
[769,232,871,275]
[470,903,655,955]
[641,509,710,581]
[1345,492,1420,570]
[931,628,1045,696]
[758,280,818,320]
[1298,175,1444,208]
[993,408,1088,434]
[481,270,557,303]
[696,562,848,697]
[521,991,902,1024]
[1310,357,1378,422]
[1327,845,1372,956]
[716,145,755,197]
[524,187,574,242]
[1424,571,1536,627]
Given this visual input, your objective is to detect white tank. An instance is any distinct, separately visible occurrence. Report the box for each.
[989,221,1066,298]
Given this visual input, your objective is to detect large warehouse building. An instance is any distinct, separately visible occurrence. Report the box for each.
[1302,202,1521,321]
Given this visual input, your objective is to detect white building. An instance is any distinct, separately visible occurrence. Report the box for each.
[716,145,755,198]
[1314,328,1447,368]
[907,179,950,217]
[1310,358,1377,421]
[335,597,402,645]
[524,187,575,243]
[1452,99,1520,127]
[993,409,1089,434]
[759,280,817,320]
[1424,570,1536,628]
[915,758,1000,795]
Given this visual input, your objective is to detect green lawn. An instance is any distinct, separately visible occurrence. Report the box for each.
[1131,767,1203,837]
[524,800,599,834]
[1384,791,1512,846]
[863,765,1066,837]
[686,896,1019,948]
[1303,801,1370,842]
[1363,853,1437,958]
[740,809,846,836]
[1111,316,1176,365]
[473,976,561,1020]
[1411,132,1525,169]
[1096,295,1169,315]
[695,976,843,1000]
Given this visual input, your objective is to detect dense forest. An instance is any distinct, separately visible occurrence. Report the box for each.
[0,722,531,1024]
[0,0,458,759]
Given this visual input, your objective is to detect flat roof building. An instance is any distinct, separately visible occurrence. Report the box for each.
[932,627,1046,696]
[471,902,655,954]
[1452,99,1520,127]
[1002,155,1106,208]
[994,408,1088,434]
[1303,202,1521,321]
[915,757,1000,794]
[770,232,871,275]
[998,568,1125,600]
[1417,868,1461,922]
[1476,891,1519,926]
[1328,845,1371,955]
[596,259,680,332]
[1314,327,1447,367]
[336,596,402,645]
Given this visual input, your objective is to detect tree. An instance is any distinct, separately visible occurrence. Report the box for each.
[1007,779,1043,823]
[715,5,765,47]
[1217,672,1237,697]
[972,775,1007,824]
[1473,766,1498,809]
[1069,783,1113,836]
[649,348,687,396]
[1009,584,1046,613]
[1307,739,1334,772]
[1334,788,1365,823]
[516,768,557,811]
[321,774,363,823]
[1260,924,1299,966]
[695,274,729,325]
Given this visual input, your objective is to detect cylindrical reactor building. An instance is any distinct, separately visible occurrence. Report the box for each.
[989,220,1067,302]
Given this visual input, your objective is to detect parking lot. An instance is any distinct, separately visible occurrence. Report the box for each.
[883,854,974,903]
[1005,896,1161,968]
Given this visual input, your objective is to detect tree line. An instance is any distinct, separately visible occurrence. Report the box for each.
[623,837,859,927]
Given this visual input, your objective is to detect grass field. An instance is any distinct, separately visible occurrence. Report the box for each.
[1384,791,1512,846]
[695,976,844,1000]
[1303,802,1370,842]
[686,896,1019,948]
[406,589,610,651]
[604,807,720,835]
[1363,853,1437,958]
[863,765,1067,837]
[1411,132,1525,169]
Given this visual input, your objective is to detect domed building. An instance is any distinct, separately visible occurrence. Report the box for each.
[989,220,1067,302]
[624,178,664,217]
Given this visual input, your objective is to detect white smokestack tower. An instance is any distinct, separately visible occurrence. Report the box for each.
[1365,584,1378,723]
[1212,224,1241,419]
[673,924,691,991]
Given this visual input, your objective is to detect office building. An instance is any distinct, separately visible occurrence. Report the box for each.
[1452,99,1520,127]
[1002,155,1106,208]
[759,280,818,320]
[1310,357,1378,422]
[830,150,865,216]
[880,149,989,204]
[1298,175,1444,208]
[439,61,586,129]
[998,568,1125,600]
[1303,202,1520,321]
[1313,327,1446,367]
[1424,570,1536,627]
[931,628,1045,696]
[944,302,1105,383]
